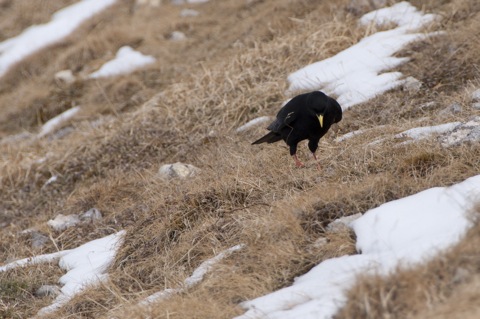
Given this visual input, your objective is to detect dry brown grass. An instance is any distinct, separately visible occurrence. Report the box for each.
[0,262,65,319]
[0,0,480,318]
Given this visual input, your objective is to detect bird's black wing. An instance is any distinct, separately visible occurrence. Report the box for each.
[266,98,300,132]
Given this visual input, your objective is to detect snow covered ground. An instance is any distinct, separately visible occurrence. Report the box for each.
[234,3,480,319]
[236,175,480,319]
[0,0,117,78]
[37,106,81,138]
[0,231,125,317]
[287,1,439,109]
[139,244,245,306]
[88,46,156,79]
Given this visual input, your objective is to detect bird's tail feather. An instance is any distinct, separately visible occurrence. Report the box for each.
[252,131,282,145]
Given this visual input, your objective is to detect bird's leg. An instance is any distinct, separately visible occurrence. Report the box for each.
[312,152,321,171]
[292,154,305,168]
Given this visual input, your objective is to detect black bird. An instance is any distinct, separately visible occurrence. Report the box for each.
[252,91,342,168]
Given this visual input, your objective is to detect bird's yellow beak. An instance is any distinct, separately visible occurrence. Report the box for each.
[317,114,324,128]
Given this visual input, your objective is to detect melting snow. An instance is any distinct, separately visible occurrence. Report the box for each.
[38,106,81,138]
[88,46,156,79]
[236,116,273,133]
[0,231,125,317]
[0,0,117,78]
[236,175,480,319]
[287,2,439,109]
[140,244,245,305]
[394,122,461,140]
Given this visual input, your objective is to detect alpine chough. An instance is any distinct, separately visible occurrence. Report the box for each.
[252,91,342,168]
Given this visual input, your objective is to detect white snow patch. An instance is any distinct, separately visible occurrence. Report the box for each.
[236,116,272,133]
[359,1,437,30]
[236,175,480,319]
[0,232,125,317]
[335,129,367,142]
[287,2,440,109]
[43,175,58,187]
[88,46,156,79]
[0,0,117,78]
[38,106,81,138]
[37,231,125,316]
[140,244,245,306]
[0,251,69,272]
[394,122,461,140]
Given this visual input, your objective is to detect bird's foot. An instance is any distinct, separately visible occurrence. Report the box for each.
[293,155,305,168]
[312,153,321,171]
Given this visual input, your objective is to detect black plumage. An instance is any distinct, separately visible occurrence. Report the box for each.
[252,91,342,168]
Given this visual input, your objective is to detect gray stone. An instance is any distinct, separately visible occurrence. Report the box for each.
[326,213,362,233]
[403,76,422,94]
[80,208,102,223]
[418,101,436,111]
[472,102,480,110]
[169,31,186,41]
[312,237,328,248]
[452,267,470,284]
[158,162,199,179]
[440,103,462,115]
[31,231,49,249]
[440,116,480,147]
[54,70,75,85]
[35,285,61,297]
[47,214,80,231]
[471,89,480,102]
[180,9,199,17]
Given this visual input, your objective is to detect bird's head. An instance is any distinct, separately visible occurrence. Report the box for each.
[331,99,343,124]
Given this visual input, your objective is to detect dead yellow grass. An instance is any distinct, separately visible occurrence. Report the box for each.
[0,0,480,318]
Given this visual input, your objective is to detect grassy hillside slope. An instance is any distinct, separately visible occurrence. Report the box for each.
[1,0,480,318]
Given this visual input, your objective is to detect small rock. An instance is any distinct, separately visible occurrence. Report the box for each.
[180,9,199,17]
[312,237,328,248]
[452,267,470,284]
[20,228,50,249]
[31,231,49,249]
[440,116,480,147]
[47,214,80,231]
[35,285,61,297]
[418,101,436,111]
[472,102,480,110]
[403,76,422,94]
[158,162,199,179]
[54,70,76,85]
[80,208,102,223]
[440,103,462,115]
[169,31,187,41]
[326,213,362,233]
[471,89,480,102]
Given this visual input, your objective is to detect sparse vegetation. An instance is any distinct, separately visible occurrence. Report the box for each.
[0,0,479,318]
